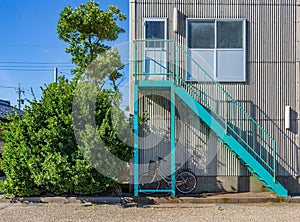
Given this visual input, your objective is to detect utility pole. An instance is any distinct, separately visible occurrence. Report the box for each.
[17,83,25,110]
[54,67,58,83]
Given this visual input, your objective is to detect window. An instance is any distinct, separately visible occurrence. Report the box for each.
[145,21,165,40]
[187,19,246,82]
[144,19,167,48]
[143,18,168,78]
[188,21,215,49]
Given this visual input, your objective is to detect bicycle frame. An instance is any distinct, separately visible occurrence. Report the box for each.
[150,166,189,188]
[151,168,173,186]
[139,157,197,194]
[138,166,175,194]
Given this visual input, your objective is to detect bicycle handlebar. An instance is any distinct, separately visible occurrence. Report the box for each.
[157,156,167,162]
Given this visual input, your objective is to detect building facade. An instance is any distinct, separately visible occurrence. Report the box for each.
[130,0,300,195]
[0,100,23,146]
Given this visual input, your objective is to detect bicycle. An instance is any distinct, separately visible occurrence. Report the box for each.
[138,157,197,194]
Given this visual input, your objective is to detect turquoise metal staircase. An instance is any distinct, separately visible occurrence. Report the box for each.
[133,39,288,196]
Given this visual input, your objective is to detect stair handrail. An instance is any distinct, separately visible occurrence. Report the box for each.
[174,42,277,181]
[176,75,277,178]
[132,39,277,182]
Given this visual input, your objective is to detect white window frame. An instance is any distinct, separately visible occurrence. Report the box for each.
[143,18,168,78]
[144,18,168,48]
[186,18,246,82]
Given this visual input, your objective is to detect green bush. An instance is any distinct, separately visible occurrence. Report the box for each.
[0,77,132,197]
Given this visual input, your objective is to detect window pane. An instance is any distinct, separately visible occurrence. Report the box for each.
[188,21,215,49]
[145,21,165,47]
[187,49,215,81]
[217,50,245,81]
[217,21,243,48]
[145,21,165,39]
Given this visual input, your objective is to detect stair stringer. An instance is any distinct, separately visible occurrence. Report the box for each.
[174,86,288,196]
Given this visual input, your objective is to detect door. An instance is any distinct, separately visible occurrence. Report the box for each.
[144,18,168,80]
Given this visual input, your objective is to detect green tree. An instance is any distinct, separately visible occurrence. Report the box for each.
[86,49,124,90]
[0,78,119,196]
[0,2,132,197]
[57,1,126,74]
[72,79,133,183]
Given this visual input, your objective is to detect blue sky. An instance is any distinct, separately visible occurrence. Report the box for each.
[0,0,129,107]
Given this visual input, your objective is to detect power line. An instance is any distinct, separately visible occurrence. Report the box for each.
[0,84,25,109]
[0,69,72,72]
[0,85,16,89]
[17,83,25,110]
[3,44,65,48]
[0,65,75,68]
[0,61,72,65]
[0,85,39,90]
[0,68,54,71]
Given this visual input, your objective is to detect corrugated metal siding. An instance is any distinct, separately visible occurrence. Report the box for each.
[131,0,299,176]
[138,90,171,176]
[175,96,250,176]
[137,89,249,177]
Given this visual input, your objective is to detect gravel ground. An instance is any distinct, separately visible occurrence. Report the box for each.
[0,202,299,222]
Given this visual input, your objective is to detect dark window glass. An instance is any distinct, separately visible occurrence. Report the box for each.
[145,21,165,39]
[188,21,215,49]
[217,21,243,48]
[145,21,165,47]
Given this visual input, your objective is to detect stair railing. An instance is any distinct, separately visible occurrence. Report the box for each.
[133,39,277,182]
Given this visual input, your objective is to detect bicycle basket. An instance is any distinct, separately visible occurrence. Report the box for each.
[148,160,157,172]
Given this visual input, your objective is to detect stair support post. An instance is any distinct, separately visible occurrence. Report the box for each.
[170,86,176,196]
[273,140,277,183]
[134,84,139,197]
[175,42,179,86]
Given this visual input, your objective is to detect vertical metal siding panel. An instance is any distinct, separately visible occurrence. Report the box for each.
[275,2,297,176]
[292,1,298,176]
[150,0,153,17]
[138,1,143,39]
[148,0,152,17]
[169,1,174,41]
[157,0,160,17]
[215,1,296,177]
[176,95,223,176]
[138,90,171,176]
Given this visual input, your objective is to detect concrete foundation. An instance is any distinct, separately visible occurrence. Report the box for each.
[129,176,300,195]
[196,176,269,193]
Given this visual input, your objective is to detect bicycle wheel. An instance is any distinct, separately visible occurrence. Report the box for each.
[175,170,197,194]
[138,173,160,194]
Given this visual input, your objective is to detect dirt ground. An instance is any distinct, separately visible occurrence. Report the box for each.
[0,202,299,222]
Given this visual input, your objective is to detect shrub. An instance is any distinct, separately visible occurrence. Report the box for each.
[0,77,132,196]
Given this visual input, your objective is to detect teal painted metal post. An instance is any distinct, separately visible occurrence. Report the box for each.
[173,41,176,84]
[273,140,277,183]
[175,43,179,85]
[133,40,138,77]
[170,86,176,196]
[134,84,139,197]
